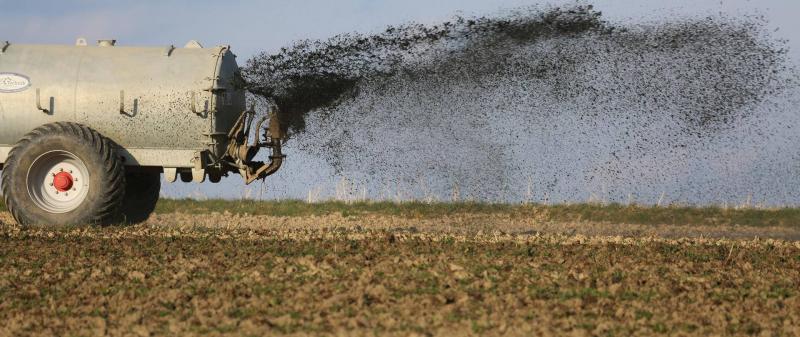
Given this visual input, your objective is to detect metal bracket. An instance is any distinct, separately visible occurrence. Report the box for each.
[163,45,175,57]
[119,90,138,117]
[189,152,207,183]
[191,169,206,183]
[35,89,50,113]
[119,90,126,114]
[202,131,227,147]
[203,77,225,92]
[211,45,229,56]
[164,168,178,183]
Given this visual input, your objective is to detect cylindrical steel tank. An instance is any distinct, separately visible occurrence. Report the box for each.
[0,40,246,169]
[0,39,283,226]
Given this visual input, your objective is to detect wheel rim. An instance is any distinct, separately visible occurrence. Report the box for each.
[26,150,90,214]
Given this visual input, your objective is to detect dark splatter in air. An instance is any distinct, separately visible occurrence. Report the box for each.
[242,5,798,204]
[244,6,611,134]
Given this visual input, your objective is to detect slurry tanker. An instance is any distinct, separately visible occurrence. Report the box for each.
[0,39,284,225]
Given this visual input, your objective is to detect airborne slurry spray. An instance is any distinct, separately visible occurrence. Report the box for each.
[243,5,799,204]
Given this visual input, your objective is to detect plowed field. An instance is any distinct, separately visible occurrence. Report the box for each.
[1,204,799,336]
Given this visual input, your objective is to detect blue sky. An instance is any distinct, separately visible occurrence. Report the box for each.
[2,1,800,60]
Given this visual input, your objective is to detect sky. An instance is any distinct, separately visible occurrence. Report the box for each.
[3,0,800,60]
[3,0,800,201]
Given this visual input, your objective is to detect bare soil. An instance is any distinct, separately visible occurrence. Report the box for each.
[1,210,798,336]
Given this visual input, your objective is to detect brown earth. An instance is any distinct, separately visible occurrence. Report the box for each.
[0,211,799,336]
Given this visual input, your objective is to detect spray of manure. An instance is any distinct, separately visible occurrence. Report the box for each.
[243,5,799,205]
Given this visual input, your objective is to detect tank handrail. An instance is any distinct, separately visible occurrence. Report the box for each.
[35,89,50,113]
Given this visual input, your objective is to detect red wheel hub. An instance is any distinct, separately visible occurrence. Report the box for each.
[53,172,74,192]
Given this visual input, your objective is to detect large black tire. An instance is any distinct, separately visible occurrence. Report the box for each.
[118,172,160,224]
[1,122,126,226]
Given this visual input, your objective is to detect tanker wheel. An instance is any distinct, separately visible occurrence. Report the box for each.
[118,171,160,224]
[1,122,126,226]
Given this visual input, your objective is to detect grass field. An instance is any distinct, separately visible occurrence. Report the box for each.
[4,198,800,228]
[154,199,800,228]
[1,200,799,336]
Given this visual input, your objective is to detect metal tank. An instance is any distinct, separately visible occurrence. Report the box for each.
[0,39,284,226]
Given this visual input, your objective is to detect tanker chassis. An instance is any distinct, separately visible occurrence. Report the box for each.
[0,39,284,225]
